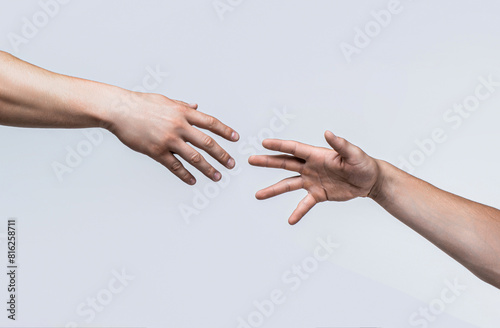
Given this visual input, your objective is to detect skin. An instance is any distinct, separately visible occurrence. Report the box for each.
[249,131,500,289]
[0,51,239,184]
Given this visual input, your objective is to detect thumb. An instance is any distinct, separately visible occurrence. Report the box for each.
[324,130,355,159]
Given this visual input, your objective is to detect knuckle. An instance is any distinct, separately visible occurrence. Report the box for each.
[170,161,183,172]
[171,117,186,130]
[190,152,202,164]
[154,137,176,156]
[219,151,230,162]
[335,138,347,151]
[353,147,364,157]
[206,116,218,128]
[153,94,169,103]
[202,135,215,148]
[206,166,216,176]
[149,144,164,158]
[172,102,186,112]
[162,133,176,145]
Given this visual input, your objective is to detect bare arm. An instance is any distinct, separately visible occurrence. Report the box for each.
[371,160,500,288]
[0,51,240,184]
[248,131,500,288]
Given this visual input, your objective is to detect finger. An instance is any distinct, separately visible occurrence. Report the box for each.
[248,155,304,173]
[173,99,197,109]
[185,110,239,142]
[158,153,196,185]
[324,131,358,159]
[289,193,316,225]
[173,142,222,182]
[255,176,303,200]
[187,128,235,169]
[261,139,313,160]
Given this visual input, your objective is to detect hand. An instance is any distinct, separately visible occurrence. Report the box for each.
[248,131,380,224]
[105,91,239,185]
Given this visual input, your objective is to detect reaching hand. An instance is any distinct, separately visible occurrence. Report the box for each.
[107,91,239,185]
[248,131,380,224]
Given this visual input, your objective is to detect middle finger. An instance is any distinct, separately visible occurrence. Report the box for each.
[173,142,221,182]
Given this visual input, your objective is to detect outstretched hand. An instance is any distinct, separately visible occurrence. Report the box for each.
[248,131,380,225]
[107,92,239,185]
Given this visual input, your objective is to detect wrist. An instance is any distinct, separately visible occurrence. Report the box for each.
[368,159,391,203]
[98,86,132,132]
[72,78,130,131]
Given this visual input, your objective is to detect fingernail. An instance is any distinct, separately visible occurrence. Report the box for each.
[213,172,222,181]
[189,178,196,185]
[231,131,239,141]
[227,158,235,168]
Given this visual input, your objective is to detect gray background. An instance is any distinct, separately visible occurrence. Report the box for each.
[0,0,499,327]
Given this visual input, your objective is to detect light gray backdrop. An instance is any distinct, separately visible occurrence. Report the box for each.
[0,0,499,327]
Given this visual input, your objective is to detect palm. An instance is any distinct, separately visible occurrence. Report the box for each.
[248,131,379,224]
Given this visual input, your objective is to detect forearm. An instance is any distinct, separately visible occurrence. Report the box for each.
[0,51,119,129]
[370,159,500,288]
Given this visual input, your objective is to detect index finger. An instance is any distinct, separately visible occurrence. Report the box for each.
[185,110,239,142]
[262,139,313,160]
